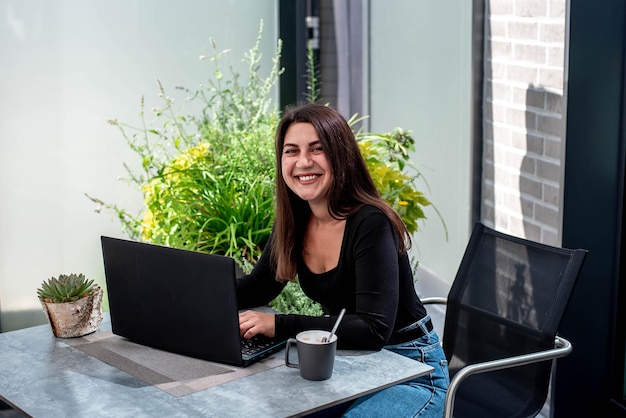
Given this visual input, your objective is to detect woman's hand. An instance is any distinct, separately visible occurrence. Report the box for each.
[239,310,276,339]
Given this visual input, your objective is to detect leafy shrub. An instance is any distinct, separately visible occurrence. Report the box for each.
[357,128,431,235]
[92,22,280,268]
[90,22,438,315]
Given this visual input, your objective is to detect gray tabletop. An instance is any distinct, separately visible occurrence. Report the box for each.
[0,318,433,417]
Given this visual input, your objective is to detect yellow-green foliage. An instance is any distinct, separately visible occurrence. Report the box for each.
[93,23,441,315]
[140,142,212,243]
[139,138,276,263]
[358,141,429,234]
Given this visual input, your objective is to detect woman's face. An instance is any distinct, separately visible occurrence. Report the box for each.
[281,122,333,207]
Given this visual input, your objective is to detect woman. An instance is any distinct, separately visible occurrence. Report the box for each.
[237,103,448,417]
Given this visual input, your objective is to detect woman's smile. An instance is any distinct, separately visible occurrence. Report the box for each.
[296,174,322,183]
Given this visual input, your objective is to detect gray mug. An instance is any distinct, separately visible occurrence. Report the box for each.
[284,330,338,381]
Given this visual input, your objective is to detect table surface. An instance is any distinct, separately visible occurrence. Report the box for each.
[0,316,433,418]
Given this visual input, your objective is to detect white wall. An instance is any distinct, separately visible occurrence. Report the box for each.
[368,0,474,291]
[0,0,278,331]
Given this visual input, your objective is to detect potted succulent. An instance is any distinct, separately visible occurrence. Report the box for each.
[37,273,103,338]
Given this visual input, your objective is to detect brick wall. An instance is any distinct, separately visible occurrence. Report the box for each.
[481,0,566,245]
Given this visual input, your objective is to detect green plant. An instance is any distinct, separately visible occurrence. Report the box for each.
[269,282,324,316]
[357,128,434,235]
[91,23,441,316]
[304,44,321,104]
[37,273,96,303]
[88,22,280,266]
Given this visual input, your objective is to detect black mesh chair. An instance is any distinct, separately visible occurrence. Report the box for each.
[422,222,587,418]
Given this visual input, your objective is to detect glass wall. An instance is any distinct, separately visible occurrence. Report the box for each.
[0,0,278,331]
[368,0,474,292]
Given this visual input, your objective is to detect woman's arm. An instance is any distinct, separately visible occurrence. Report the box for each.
[343,211,400,348]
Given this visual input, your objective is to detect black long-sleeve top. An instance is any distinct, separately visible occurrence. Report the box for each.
[236,205,428,350]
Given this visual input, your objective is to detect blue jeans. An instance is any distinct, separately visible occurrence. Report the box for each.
[342,316,449,418]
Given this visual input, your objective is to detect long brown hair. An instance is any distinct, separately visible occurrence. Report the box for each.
[271,103,411,282]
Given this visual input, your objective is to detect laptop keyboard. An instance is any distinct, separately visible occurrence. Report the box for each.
[241,335,281,358]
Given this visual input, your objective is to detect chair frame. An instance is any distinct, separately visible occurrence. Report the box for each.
[422,297,573,418]
[422,222,587,418]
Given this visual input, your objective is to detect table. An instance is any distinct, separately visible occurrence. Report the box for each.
[0,317,433,417]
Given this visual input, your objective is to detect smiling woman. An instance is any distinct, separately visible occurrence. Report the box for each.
[236,103,449,417]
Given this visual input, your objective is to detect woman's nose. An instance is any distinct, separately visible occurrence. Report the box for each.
[296,153,313,167]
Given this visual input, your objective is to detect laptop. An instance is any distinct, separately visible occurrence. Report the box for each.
[100,236,286,367]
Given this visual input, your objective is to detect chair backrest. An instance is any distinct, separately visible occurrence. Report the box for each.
[443,222,587,418]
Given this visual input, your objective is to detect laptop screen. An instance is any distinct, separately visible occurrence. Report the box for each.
[101,236,245,366]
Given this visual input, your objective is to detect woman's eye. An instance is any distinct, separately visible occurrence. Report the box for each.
[312,146,324,153]
[284,148,297,155]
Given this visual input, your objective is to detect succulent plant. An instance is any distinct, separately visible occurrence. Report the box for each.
[37,273,97,303]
